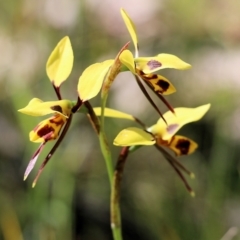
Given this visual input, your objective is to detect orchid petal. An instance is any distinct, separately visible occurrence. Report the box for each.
[114,127,155,146]
[120,8,139,56]
[18,98,73,117]
[78,60,113,102]
[158,135,198,156]
[29,114,66,143]
[46,36,74,87]
[149,104,211,140]
[135,54,191,74]
[119,50,136,74]
[139,72,176,95]
[24,142,46,180]
[94,107,135,121]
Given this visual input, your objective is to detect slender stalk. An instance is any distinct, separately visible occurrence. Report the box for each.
[111,147,129,238]
[84,101,122,239]
[99,43,130,240]
[53,84,62,100]
[84,101,113,183]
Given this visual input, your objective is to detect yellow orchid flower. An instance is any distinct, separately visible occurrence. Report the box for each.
[119,48,190,97]
[18,36,85,186]
[95,103,210,194]
[114,103,210,155]
[18,98,74,183]
[19,35,116,186]
[119,9,191,118]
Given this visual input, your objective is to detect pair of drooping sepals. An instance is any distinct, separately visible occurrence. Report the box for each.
[18,9,210,187]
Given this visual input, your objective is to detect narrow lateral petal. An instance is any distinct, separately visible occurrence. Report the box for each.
[114,127,155,146]
[78,60,113,102]
[149,103,211,140]
[120,8,139,56]
[24,142,46,180]
[119,50,136,74]
[46,36,74,87]
[18,98,73,117]
[158,135,198,156]
[135,54,191,74]
[94,107,135,121]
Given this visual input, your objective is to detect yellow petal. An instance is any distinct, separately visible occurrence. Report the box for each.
[158,135,198,156]
[18,98,73,117]
[78,60,113,102]
[119,50,136,74]
[135,54,191,74]
[93,107,135,121]
[29,114,66,143]
[120,8,139,56]
[139,71,176,95]
[149,104,211,140]
[114,127,155,146]
[46,36,74,87]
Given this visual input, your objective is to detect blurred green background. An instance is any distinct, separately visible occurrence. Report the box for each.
[1,0,240,239]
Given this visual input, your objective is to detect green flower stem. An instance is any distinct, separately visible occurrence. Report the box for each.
[111,147,129,236]
[83,101,113,186]
[84,101,122,240]
[100,41,130,134]
[84,101,122,239]
[98,43,130,240]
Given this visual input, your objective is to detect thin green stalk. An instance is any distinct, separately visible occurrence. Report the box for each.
[111,147,129,240]
[84,101,121,240]
[99,43,130,240]
[99,96,122,240]
[84,101,113,184]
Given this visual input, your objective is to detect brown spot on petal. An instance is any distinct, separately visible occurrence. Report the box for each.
[157,80,169,92]
[138,69,145,76]
[37,125,54,138]
[51,105,62,113]
[167,124,179,134]
[149,74,158,79]
[49,116,65,126]
[147,60,162,70]
[175,139,190,155]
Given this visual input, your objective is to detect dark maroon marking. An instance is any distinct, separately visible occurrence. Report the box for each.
[37,125,54,138]
[142,73,158,80]
[51,105,63,113]
[147,60,162,70]
[176,139,190,155]
[149,74,158,79]
[157,80,169,92]
[49,117,64,126]
[167,124,179,134]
